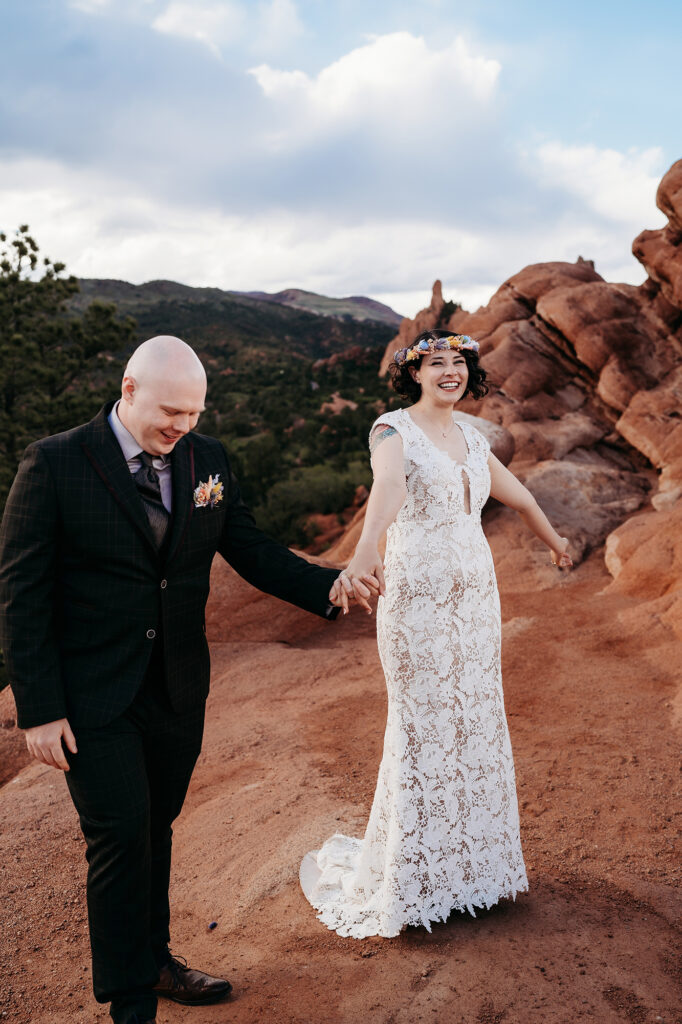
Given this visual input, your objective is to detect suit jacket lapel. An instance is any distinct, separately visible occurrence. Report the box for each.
[166,436,194,564]
[81,403,159,557]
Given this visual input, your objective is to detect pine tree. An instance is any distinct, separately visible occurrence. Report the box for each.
[0,227,138,690]
[0,226,136,509]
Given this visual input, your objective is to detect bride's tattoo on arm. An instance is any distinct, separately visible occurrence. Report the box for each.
[369,425,397,454]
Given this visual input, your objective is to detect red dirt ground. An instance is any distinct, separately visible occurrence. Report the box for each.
[1,548,680,1024]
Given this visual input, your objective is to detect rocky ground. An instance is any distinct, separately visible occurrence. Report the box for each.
[1,546,680,1024]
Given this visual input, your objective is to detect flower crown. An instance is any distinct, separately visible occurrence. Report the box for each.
[394,334,479,366]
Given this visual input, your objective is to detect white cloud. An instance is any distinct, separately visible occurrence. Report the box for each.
[1,0,675,343]
[69,0,111,11]
[69,0,158,13]
[256,0,304,55]
[152,1,246,57]
[0,145,660,326]
[150,0,303,58]
[531,142,667,229]
[249,32,501,146]
[0,156,481,293]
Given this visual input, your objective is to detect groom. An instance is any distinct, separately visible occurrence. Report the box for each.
[0,336,369,1024]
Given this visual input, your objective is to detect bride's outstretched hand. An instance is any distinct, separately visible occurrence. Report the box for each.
[550,536,573,569]
[329,542,386,615]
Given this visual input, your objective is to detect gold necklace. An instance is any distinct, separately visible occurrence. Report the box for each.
[417,413,455,440]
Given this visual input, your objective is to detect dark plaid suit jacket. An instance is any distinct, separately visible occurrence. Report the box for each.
[0,403,339,729]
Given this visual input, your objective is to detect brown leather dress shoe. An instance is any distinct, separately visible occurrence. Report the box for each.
[153,955,232,1006]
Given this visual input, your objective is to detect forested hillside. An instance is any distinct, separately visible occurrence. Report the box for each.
[70,277,402,545]
[72,278,396,361]
[0,232,403,548]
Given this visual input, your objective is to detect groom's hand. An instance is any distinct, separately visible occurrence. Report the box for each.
[24,718,78,771]
[329,574,380,615]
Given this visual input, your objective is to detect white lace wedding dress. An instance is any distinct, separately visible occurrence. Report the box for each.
[300,408,528,938]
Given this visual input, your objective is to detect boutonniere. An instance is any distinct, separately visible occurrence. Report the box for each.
[193,474,224,509]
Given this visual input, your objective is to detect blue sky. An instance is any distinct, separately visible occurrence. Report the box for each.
[1,0,679,316]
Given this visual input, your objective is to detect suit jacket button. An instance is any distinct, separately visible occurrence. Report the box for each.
[146,628,156,639]
[160,580,168,589]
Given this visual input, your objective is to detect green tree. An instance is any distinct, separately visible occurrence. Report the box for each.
[0,226,137,509]
[253,460,372,546]
[0,228,137,692]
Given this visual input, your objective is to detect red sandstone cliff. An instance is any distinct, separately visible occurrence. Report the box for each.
[370,160,682,627]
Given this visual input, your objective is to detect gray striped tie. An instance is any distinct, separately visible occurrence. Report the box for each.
[133,452,170,549]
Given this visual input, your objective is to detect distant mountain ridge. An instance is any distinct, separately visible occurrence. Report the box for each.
[71,278,398,361]
[238,287,403,326]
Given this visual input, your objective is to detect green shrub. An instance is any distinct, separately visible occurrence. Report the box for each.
[253,460,372,547]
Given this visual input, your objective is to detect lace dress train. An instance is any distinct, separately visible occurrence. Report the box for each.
[300,409,528,938]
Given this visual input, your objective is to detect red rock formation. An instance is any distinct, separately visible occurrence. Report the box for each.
[375,159,682,579]
[378,279,446,375]
[616,364,682,507]
[319,392,358,414]
[605,502,682,604]
[633,161,682,311]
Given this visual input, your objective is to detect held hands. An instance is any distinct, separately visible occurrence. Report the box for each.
[328,541,386,615]
[550,536,573,570]
[24,718,77,771]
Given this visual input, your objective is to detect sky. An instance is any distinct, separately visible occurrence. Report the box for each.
[0,0,679,317]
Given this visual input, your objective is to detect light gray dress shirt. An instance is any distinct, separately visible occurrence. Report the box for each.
[109,402,338,615]
[108,401,173,512]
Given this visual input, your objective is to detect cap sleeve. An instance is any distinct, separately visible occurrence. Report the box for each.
[465,422,491,461]
[477,427,491,458]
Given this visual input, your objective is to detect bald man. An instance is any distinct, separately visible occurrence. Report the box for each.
[0,336,355,1024]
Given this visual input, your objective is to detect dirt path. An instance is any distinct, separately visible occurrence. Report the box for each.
[1,550,680,1023]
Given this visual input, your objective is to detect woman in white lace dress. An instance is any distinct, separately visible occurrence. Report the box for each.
[300,329,573,939]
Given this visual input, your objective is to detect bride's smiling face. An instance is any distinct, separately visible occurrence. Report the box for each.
[410,351,469,404]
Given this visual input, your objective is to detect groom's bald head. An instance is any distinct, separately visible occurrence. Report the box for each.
[124,335,206,388]
[118,335,207,456]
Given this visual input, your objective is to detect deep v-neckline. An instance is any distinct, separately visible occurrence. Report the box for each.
[404,408,471,468]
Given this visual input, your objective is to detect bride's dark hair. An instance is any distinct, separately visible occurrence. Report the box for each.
[389,330,489,403]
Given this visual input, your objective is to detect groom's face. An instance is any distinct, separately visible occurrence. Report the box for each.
[122,374,207,456]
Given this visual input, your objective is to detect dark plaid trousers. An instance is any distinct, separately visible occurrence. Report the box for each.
[65,647,205,1024]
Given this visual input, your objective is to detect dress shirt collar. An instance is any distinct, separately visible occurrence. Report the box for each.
[108,400,168,465]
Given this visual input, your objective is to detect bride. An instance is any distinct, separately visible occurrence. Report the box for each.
[300,329,573,939]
